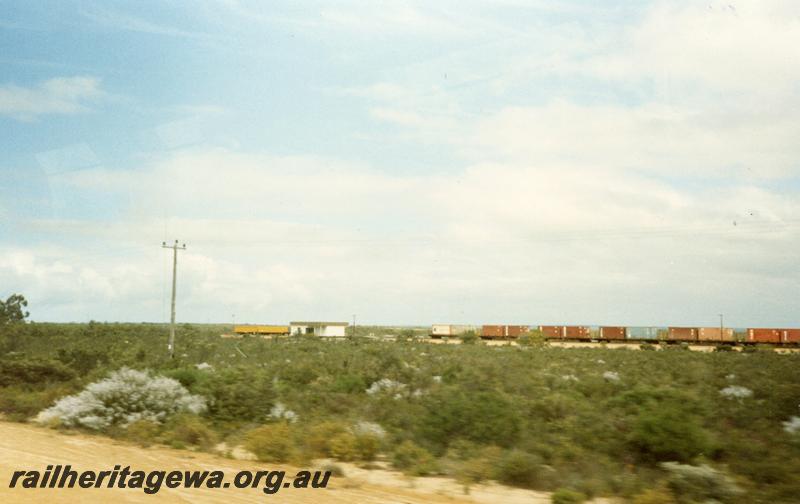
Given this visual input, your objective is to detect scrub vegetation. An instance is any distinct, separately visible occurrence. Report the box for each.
[0,322,798,503]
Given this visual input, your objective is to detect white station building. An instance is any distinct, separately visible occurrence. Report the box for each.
[289,321,349,337]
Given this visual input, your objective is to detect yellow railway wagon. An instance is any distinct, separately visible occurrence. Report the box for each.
[234,325,290,335]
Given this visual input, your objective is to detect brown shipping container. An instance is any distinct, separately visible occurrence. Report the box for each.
[697,327,734,342]
[747,328,780,343]
[506,325,529,338]
[599,326,626,340]
[668,327,698,341]
[781,329,800,343]
[564,326,590,339]
[481,325,505,338]
[540,326,564,339]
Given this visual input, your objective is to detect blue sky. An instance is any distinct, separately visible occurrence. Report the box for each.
[1,1,799,326]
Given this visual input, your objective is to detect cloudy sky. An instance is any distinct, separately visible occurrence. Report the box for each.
[1,1,799,327]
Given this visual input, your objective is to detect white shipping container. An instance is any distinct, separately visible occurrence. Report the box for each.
[431,324,452,336]
[450,325,476,335]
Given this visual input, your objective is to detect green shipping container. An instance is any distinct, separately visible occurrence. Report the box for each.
[626,326,659,340]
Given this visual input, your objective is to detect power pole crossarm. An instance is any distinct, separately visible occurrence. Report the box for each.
[162,240,187,358]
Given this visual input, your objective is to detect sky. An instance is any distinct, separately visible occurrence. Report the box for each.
[1,0,799,327]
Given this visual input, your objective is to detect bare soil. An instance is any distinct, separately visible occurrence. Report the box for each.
[0,421,607,504]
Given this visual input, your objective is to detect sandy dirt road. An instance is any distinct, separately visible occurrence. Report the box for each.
[0,421,565,504]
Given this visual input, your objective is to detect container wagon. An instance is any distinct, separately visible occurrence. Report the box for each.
[430,324,452,337]
[539,326,564,339]
[697,327,735,342]
[668,327,697,341]
[748,328,781,343]
[564,326,591,340]
[481,325,506,339]
[599,326,626,340]
[626,327,659,340]
[430,324,476,338]
[781,329,800,343]
[506,325,530,338]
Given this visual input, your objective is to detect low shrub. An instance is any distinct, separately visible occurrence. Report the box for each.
[329,432,359,461]
[631,484,677,504]
[494,450,544,488]
[0,385,72,421]
[0,358,75,386]
[163,414,216,449]
[629,404,712,463]
[551,488,586,504]
[306,421,349,457]
[306,420,382,461]
[460,331,480,345]
[123,419,161,446]
[391,440,438,476]
[661,462,742,503]
[34,368,206,430]
[244,423,295,462]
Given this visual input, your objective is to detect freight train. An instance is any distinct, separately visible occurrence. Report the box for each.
[430,324,800,345]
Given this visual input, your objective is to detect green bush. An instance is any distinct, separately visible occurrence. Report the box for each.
[306,421,349,457]
[631,484,677,504]
[124,419,161,446]
[354,433,381,461]
[329,432,359,461]
[165,368,205,388]
[494,450,544,488]
[460,331,480,345]
[244,423,295,462]
[519,330,546,347]
[391,440,438,476]
[551,488,586,504]
[629,405,713,463]
[0,358,75,386]
[196,368,274,423]
[163,414,216,449]
[326,429,381,462]
[0,385,72,421]
[417,389,521,452]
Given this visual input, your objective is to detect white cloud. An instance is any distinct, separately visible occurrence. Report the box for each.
[588,1,800,102]
[471,101,800,178]
[0,76,103,120]
[9,144,798,326]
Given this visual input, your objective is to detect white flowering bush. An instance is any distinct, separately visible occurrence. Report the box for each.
[783,416,800,434]
[603,371,620,382]
[35,368,207,430]
[366,378,406,395]
[352,421,386,439]
[661,462,742,502]
[719,386,753,399]
[268,402,298,423]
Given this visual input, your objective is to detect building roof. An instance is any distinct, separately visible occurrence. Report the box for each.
[290,321,349,327]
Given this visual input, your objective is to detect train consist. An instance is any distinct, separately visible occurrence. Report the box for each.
[430,324,800,345]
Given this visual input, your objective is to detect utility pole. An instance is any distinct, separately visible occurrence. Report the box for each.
[162,240,186,358]
[719,313,724,338]
[352,314,356,338]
